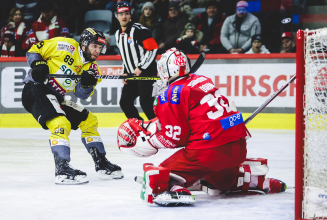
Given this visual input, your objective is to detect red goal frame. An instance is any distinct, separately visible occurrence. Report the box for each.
[295,29,305,220]
[295,29,327,220]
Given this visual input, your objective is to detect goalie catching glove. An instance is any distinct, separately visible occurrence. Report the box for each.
[117,118,161,157]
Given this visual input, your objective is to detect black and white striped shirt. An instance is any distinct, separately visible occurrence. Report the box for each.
[115,22,158,74]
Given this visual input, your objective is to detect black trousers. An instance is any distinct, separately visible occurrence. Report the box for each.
[119,64,156,120]
[22,83,88,129]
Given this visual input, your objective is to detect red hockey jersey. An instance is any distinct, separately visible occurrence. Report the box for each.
[151,74,248,149]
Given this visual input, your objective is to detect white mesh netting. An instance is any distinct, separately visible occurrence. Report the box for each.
[303,28,327,218]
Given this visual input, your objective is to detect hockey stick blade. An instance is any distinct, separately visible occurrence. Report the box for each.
[190,52,205,73]
[47,74,160,80]
[244,74,296,125]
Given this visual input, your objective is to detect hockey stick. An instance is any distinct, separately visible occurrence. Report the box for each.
[47,74,160,80]
[244,74,296,125]
[46,53,206,80]
[190,52,205,73]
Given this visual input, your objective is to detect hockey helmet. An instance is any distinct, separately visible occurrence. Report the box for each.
[157,48,190,83]
[152,48,190,97]
[80,28,107,54]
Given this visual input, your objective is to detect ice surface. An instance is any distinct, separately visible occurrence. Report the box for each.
[0,128,295,220]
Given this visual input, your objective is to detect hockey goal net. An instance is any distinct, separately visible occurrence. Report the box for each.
[296,29,327,220]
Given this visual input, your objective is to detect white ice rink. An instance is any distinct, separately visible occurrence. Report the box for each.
[0,128,295,220]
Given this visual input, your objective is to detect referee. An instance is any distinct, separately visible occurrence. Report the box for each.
[115,2,158,120]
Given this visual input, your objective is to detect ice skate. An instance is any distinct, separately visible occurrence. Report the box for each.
[89,147,124,180]
[268,178,287,193]
[153,191,195,207]
[54,154,88,185]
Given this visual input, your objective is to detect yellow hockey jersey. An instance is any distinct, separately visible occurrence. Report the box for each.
[28,37,102,97]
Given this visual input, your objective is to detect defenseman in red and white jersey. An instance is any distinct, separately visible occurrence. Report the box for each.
[118,48,287,206]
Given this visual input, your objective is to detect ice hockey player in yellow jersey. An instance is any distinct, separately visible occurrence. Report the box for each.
[22,27,124,184]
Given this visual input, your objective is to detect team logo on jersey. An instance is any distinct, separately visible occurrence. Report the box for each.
[203,132,211,140]
[170,85,183,104]
[52,140,58,145]
[159,87,169,104]
[57,41,76,55]
[86,137,93,143]
[153,98,158,106]
[60,65,77,88]
[74,65,81,73]
[90,63,99,75]
[128,37,133,44]
[220,113,244,130]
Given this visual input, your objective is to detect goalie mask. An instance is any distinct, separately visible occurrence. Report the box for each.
[153,48,190,96]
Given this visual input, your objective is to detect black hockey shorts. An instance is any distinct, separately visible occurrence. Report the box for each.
[22,83,88,130]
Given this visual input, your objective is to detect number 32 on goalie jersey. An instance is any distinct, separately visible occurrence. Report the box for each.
[200,90,232,119]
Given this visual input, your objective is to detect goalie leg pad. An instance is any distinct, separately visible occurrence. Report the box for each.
[141,163,170,205]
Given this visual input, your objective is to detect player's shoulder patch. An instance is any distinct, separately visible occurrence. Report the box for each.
[170,85,183,104]
[57,40,76,55]
[158,87,169,105]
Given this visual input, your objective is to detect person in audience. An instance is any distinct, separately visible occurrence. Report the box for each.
[131,0,148,22]
[195,0,225,54]
[179,1,196,23]
[245,34,270,54]
[0,30,24,57]
[139,2,160,42]
[24,1,69,50]
[221,1,261,54]
[1,7,27,48]
[280,32,296,53]
[52,0,78,34]
[14,0,41,26]
[157,1,188,54]
[153,0,170,23]
[176,22,204,54]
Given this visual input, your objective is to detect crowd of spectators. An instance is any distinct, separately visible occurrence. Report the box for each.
[0,0,298,57]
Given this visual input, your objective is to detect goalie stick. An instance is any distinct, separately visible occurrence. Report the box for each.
[244,74,296,125]
[46,52,206,80]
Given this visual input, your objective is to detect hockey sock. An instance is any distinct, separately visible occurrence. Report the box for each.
[79,112,106,154]
[46,116,71,161]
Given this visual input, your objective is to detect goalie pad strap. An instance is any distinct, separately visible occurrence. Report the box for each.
[241,165,251,192]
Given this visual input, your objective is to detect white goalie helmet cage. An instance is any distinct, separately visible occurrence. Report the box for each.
[157,48,190,84]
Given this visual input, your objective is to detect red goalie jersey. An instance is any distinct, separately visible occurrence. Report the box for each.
[150,74,248,150]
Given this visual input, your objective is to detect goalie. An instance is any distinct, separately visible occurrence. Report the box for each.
[117,48,286,206]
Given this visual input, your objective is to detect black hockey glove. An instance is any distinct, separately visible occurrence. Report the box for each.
[81,69,97,87]
[31,60,49,83]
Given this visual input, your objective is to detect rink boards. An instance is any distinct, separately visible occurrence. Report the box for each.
[0,54,296,129]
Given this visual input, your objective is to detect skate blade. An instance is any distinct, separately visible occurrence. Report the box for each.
[55,175,89,185]
[98,170,124,180]
[153,195,195,206]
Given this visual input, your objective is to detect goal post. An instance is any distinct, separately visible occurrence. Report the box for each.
[295,29,327,220]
